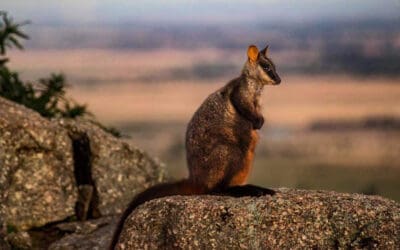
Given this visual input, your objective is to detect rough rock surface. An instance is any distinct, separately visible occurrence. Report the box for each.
[59,119,166,216]
[0,97,167,248]
[48,216,117,250]
[0,97,76,231]
[117,189,400,249]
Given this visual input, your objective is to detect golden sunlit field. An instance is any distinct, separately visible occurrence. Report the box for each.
[10,49,400,126]
[9,49,400,201]
[67,76,400,126]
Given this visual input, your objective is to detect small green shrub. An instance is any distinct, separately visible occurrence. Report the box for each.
[0,12,120,137]
[0,12,88,118]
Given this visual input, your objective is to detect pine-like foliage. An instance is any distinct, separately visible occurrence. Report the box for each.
[0,11,87,118]
[0,12,120,136]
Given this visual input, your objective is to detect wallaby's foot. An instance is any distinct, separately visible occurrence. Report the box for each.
[223,184,276,197]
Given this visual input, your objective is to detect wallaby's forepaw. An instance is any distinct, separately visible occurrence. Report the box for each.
[253,116,264,130]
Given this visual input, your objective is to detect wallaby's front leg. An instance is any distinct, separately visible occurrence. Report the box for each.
[230,85,264,130]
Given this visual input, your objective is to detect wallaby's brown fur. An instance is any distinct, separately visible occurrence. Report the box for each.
[110,44,281,249]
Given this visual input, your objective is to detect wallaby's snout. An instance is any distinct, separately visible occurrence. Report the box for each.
[274,76,281,85]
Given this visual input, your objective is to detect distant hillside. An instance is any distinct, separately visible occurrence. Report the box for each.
[25,19,400,76]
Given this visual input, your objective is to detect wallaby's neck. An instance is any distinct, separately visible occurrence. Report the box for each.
[237,73,264,95]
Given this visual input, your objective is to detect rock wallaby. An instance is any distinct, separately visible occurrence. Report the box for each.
[110,44,281,249]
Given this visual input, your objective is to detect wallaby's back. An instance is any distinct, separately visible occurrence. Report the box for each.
[186,78,257,190]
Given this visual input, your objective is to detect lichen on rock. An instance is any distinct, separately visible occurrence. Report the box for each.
[0,97,77,231]
[58,118,167,216]
[116,189,400,249]
[0,96,167,249]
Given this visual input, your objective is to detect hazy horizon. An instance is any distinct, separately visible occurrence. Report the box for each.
[3,0,400,25]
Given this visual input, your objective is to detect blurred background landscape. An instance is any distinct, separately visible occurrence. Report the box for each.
[3,1,400,201]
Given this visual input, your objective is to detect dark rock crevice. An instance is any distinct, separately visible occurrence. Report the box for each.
[348,222,379,249]
[69,132,101,221]
[4,215,76,250]
[27,216,77,250]
[0,97,166,249]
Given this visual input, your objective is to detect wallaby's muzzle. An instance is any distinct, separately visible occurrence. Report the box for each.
[274,75,281,85]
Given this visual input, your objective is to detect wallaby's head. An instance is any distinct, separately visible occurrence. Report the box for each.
[244,44,281,85]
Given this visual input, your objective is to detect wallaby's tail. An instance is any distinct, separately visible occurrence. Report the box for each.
[109,179,204,250]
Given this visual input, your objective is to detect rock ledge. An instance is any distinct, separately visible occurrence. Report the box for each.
[117,189,400,249]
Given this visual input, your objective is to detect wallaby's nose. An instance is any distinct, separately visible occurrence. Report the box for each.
[274,76,281,85]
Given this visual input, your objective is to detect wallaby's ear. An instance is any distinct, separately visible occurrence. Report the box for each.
[247,45,259,62]
[260,45,269,57]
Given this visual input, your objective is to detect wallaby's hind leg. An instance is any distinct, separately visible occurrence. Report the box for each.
[223,184,276,197]
[228,130,259,187]
[190,144,240,191]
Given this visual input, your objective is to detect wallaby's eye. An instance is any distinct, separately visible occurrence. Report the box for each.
[260,63,271,71]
